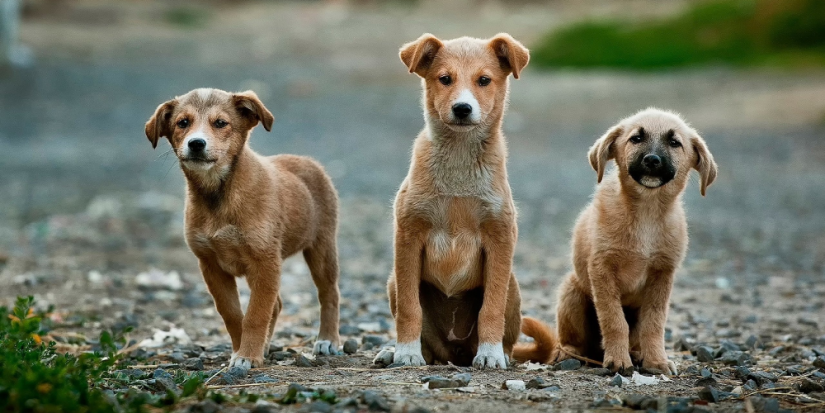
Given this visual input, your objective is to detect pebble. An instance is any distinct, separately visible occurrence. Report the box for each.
[302,401,332,413]
[295,355,314,368]
[526,377,555,390]
[813,356,825,369]
[698,386,719,403]
[373,348,394,367]
[747,396,779,413]
[423,373,471,389]
[502,380,526,391]
[153,369,177,393]
[745,335,761,349]
[182,358,203,371]
[748,371,778,385]
[734,366,751,379]
[269,351,292,361]
[623,394,657,410]
[695,377,717,387]
[554,358,582,371]
[798,378,825,393]
[343,338,358,354]
[700,368,712,378]
[187,400,220,413]
[339,325,361,336]
[581,367,611,376]
[360,390,390,411]
[720,351,751,366]
[768,346,785,356]
[609,374,624,387]
[362,335,386,347]
[218,366,248,385]
[696,346,715,362]
[253,374,277,384]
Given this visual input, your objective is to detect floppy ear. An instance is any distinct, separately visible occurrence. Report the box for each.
[399,33,444,77]
[233,90,274,131]
[488,33,530,79]
[691,133,718,196]
[144,100,177,149]
[588,124,623,183]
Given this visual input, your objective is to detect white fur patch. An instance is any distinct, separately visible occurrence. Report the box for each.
[473,342,507,369]
[393,339,426,366]
[454,89,481,123]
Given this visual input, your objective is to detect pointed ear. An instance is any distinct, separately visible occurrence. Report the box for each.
[144,100,177,149]
[691,132,717,196]
[399,33,444,77]
[233,90,274,131]
[588,124,623,183]
[488,33,530,79]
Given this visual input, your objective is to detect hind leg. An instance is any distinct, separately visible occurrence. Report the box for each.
[555,274,594,362]
[303,234,341,355]
[263,295,283,357]
[502,274,522,362]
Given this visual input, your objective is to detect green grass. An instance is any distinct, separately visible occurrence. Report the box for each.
[532,0,825,70]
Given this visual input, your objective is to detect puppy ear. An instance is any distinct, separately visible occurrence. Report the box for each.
[489,33,530,79]
[588,124,623,183]
[399,33,444,77]
[691,133,718,196]
[144,100,177,149]
[233,91,274,131]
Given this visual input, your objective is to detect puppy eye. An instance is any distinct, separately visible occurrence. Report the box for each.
[439,75,452,86]
[214,119,228,129]
[669,139,682,148]
[630,134,644,143]
[478,76,491,86]
[176,119,189,129]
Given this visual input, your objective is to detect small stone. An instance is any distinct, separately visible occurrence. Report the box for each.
[734,366,751,379]
[362,335,386,347]
[188,400,220,413]
[373,348,394,367]
[798,317,819,328]
[169,351,186,363]
[554,358,582,371]
[744,379,757,391]
[452,373,471,386]
[720,351,751,366]
[302,401,332,413]
[745,335,761,349]
[153,369,178,393]
[360,390,390,411]
[295,355,313,368]
[747,396,779,413]
[814,356,825,369]
[623,394,657,410]
[768,346,785,356]
[526,377,547,389]
[696,346,715,362]
[582,367,611,376]
[695,377,717,387]
[253,374,277,383]
[799,378,825,393]
[698,386,719,403]
[701,368,712,378]
[748,371,778,385]
[269,351,292,361]
[502,380,526,391]
[183,358,204,371]
[609,374,624,387]
[339,325,361,336]
[343,338,358,354]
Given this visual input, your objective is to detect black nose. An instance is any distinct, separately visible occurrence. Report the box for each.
[452,103,472,119]
[188,138,206,152]
[643,154,662,168]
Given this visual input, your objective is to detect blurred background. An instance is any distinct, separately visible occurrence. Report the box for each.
[0,0,823,351]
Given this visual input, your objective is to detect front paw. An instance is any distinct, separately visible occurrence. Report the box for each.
[392,340,426,366]
[472,342,508,369]
[229,352,264,369]
[603,349,633,374]
[642,358,678,375]
[313,340,339,356]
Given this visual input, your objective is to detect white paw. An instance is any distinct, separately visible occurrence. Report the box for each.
[313,340,338,356]
[393,339,426,367]
[228,353,253,370]
[473,342,507,369]
[667,360,679,375]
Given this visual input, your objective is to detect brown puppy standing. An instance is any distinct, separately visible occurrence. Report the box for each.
[144,88,341,369]
[383,33,553,369]
[524,108,717,374]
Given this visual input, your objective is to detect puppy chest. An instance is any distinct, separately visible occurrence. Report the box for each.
[189,225,253,276]
[423,229,483,294]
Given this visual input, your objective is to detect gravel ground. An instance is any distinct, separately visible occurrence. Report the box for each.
[1,1,825,412]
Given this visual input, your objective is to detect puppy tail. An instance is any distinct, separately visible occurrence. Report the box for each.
[512,316,558,364]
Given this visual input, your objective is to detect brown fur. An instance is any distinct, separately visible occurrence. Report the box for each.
[386,33,554,369]
[533,108,717,374]
[144,88,341,368]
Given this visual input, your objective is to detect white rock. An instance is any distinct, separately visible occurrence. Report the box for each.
[138,327,191,348]
[136,269,183,290]
[630,371,660,386]
[504,380,526,391]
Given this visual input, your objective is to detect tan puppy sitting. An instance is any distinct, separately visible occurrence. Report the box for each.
[144,88,341,369]
[525,108,717,374]
[382,33,552,369]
